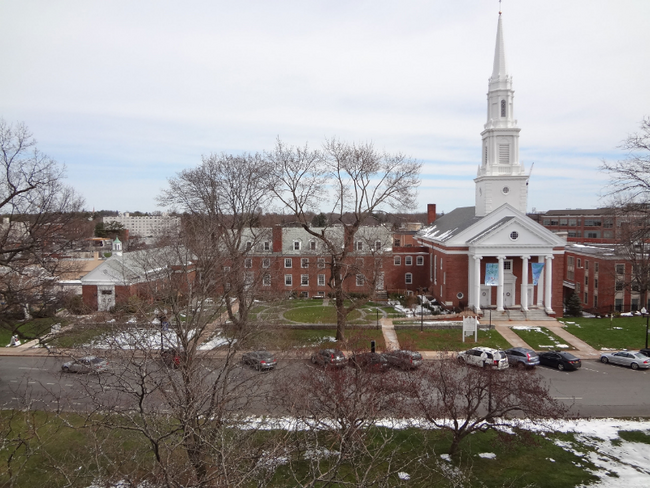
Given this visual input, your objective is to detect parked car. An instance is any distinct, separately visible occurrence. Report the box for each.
[311,349,347,368]
[62,356,110,374]
[349,352,390,372]
[538,351,581,371]
[382,350,423,370]
[457,347,509,370]
[242,351,277,371]
[160,348,183,368]
[504,347,540,368]
[600,351,650,370]
[639,348,650,357]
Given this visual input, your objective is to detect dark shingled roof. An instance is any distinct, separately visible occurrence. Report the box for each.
[416,207,484,243]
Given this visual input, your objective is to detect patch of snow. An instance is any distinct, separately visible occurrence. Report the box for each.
[557,344,570,349]
[86,328,195,350]
[398,472,411,480]
[613,327,623,330]
[198,332,235,350]
[601,347,617,351]
[478,452,496,459]
[440,454,451,462]
[548,458,555,463]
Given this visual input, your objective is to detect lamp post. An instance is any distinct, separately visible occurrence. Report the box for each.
[642,307,649,349]
[376,308,380,330]
[420,291,424,332]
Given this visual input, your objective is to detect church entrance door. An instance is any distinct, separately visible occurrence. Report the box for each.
[503,283,515,307]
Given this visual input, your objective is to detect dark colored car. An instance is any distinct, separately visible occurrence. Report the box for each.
[242,351,277,371]
[62,356,110,374]
[538,351,581,371]
[504,347,540,368]
[349,352,389,372]
[311,349,347,368]
[639,348,650,357]
[382,350,423,370]
[161,348,183,368]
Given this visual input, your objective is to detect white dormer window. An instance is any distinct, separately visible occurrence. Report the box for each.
[293,241,301,251]
[245,241,252,251]
[264,241,271,251]
[309,240,316,251]
[356,241,363,251]
[375,240,382,251]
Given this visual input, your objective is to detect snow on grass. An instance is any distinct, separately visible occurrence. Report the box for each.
[86,328,195,350]
[198,332,235,350]
[398,472,411,480]
[478,452,496,459]
[512,326,570,349]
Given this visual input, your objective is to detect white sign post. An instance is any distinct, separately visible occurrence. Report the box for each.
[462,316,478,343]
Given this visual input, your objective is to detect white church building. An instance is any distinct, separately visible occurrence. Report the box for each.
[415,13,566,319]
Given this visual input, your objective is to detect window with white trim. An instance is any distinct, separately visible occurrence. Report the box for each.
[416,256,424,266]
[285,274,293,286]
[394,256,401,265]
[375,240,382,251]
[263,273,271,286]
[317,258,325,269]
[356,241,363,251]
[245,241,252,251]
[356,274,364,286]
[405,273,413,284]
[405,256,413,266]
[293,241,301,251]
[264,241,271,251]
[262,258,270,268]
[309,240,316,251]
[301,258,309,268]
[301,274,309,286]
[244,258,252,268]
[318,274,325,286]
[285,258,292,268]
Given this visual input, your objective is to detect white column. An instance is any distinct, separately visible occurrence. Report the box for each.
[474,255,482,313]
[521,255,530,311]
[497,256,505,312]
[536,255,544,307]
[544,255,554,313]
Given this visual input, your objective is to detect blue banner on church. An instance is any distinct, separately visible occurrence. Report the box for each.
[485,263,499,286]
[531,263,545,286]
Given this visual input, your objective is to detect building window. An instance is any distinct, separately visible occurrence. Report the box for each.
[615,281,624,292]
[405,273,413,285]
[245,241,252,251]
[576,283,581,294]
[223,266,231,272]
[594,295,598,308]
[356,241,363,251]
[584,219,601,227]
[577,259,582,268]
[264,241,271,251]
[584,292,588,304]
[301,274,309,286]
[560,218,568,226]
[616,264,625,275]
[615,298,623,312]
[405,256,413,266]
[586,231,600,239]
[585,261,589,270]
[375,240,382,251]
[263,273,271,286]
[585,276,588,286]
[394,239,401,247]
[285,258,292,268]
[356,274,364,286]
[243,258,252,269]
[309,240,316,251]
[285,275,293,286]
[317,258,325,269]
[318,274,325,286]
[416,256,424,266]
[595,262,599,273]
[594,278,598,289]
[394,256,401,266]
[569,218,577,226]
[301,258,309,268]
[500,99,506,117]
[293,241,301,251]
[262,258,270,268]
[510,231,519,240]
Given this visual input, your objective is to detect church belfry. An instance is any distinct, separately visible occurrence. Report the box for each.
[475,13,529,217]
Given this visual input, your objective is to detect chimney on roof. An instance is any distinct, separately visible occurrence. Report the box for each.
[427,204,437,225]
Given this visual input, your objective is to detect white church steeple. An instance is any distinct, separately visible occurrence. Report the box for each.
[475,12,529,217]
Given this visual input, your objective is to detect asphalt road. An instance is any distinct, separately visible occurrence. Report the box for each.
[1,355,649,417]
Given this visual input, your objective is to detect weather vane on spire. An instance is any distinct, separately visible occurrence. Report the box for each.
[499,0,502,15]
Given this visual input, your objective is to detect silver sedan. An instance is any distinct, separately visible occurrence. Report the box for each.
[600,351,650,370]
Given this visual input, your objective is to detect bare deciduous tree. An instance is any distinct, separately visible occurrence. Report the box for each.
[0,119,85,336]
[268,138,421,340]
[399,358,570,457]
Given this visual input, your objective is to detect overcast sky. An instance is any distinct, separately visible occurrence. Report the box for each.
[1,0,648,215]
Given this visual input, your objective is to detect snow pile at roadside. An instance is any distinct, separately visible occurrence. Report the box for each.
[86,328,195,350]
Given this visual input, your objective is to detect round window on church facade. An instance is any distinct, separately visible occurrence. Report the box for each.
[457,292,464,299]
[510,231,519,241]
[502,186,510,194]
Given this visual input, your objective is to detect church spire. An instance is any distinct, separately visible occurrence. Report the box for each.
[491,13,507,82]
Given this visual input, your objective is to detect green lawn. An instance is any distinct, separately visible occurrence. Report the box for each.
[254,326,386,351]
[0,317,67,347]
[49,324,109,348]
[395,327,511,351]
[510,326,576,350]
[0,410,600,488]
[559,316,650,350]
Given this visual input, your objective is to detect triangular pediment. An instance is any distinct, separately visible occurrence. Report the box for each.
[444,203,565,249]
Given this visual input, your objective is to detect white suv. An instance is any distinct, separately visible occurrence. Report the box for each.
[457,347,509,370]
